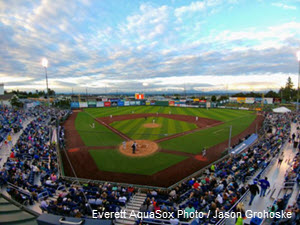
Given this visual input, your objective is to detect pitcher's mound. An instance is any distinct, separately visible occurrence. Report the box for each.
[119,140,159,157]
[143,123,161,128]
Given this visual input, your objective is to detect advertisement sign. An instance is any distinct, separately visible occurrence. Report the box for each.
[96,101,104,107]
[169,101,175,106]
[71,102,80,109]
[104,102,111,107]
[135,93,144,100]
[117,101,124,106]
[146,101,151,105]
[245,97,255,104]
[111,101,118,107]
[254,97,262,103]
[79,102,88,108]
[263,98,273,104]
[237,97,246,103]
[229,97,237,103]
[193,98,199,102]
[140,100,146,105]
[130,101,136,105]
[88,101,96,108]
[150,100,156,106]
[124,101,130,106]
[199,100,207,103]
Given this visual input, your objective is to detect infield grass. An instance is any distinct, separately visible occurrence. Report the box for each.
[89,149,187,175]
[110,117,197,140]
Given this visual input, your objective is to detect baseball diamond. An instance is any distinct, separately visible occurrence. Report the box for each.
[62,106,263,187]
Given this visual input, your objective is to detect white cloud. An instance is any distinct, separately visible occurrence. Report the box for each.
[272,2,297,10]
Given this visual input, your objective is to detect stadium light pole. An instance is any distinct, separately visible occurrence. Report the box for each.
[42,58,50,107]
[297,51,300,111]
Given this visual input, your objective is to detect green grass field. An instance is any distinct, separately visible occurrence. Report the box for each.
[75,112,123,146]
[110,117,197,140]
[72,106,256,175]
[89,149,187,175]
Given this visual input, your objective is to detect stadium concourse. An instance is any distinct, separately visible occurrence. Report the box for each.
[0,106,299,225]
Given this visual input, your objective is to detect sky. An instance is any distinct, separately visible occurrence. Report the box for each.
[1,0,300,94]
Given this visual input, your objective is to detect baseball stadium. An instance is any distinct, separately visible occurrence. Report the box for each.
[1,1,300,225]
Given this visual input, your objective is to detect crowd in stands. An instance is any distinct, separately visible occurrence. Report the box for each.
[0,106,27,145]
[0,106,299,225]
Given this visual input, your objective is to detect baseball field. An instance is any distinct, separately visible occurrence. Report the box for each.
[62,106,263,187]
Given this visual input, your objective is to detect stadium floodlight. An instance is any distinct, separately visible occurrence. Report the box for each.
[41,58,50,107]
[297,51,300,111]
[42,58,48,68]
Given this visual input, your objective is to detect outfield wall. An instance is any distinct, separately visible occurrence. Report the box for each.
[70,100,216,109]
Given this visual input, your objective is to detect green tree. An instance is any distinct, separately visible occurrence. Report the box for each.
[278,77,296,102]
[10,95,23,108]
[217,95,229,102]
[211,95,216,102]
[265,90,279,98]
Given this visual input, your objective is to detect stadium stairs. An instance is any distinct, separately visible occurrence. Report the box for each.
[115,192,146,225]
[0,193,38,225]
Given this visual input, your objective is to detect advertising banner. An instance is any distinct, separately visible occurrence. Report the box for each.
[146,101,150,106]
[237,97,246,103]
[229,97,237,103]
[71,102,80,109]
[79,102,88,108]
[155,101,169,106]
[117,101,124,106]
[150,100,156,106]
[263,98,273,104]
[245,97,255,104]
[129,101,136,105]
[96,101,104,107]
[111,101,118,107]
[140,100,146,105]
[124,101,130,106]
[104,102,111,107]
[254,97,262,103]
[193,98,199,102]
[169,101,175,106]
[135,101,141,105]
[88,101,96,108]
[199,100,207,103]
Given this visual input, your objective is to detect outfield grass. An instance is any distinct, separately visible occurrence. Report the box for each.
[75,112,123,146]
[110,117,197,140]
[84,106,254,122]
[89,149,187,175]
[159,113,256,153]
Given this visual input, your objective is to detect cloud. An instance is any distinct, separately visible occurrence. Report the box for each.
[272,2,297,10]
[0,0,300,93]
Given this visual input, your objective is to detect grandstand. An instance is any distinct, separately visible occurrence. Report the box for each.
[0,105,299,225]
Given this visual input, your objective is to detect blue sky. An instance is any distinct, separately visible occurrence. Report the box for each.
[1,0,300,93]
